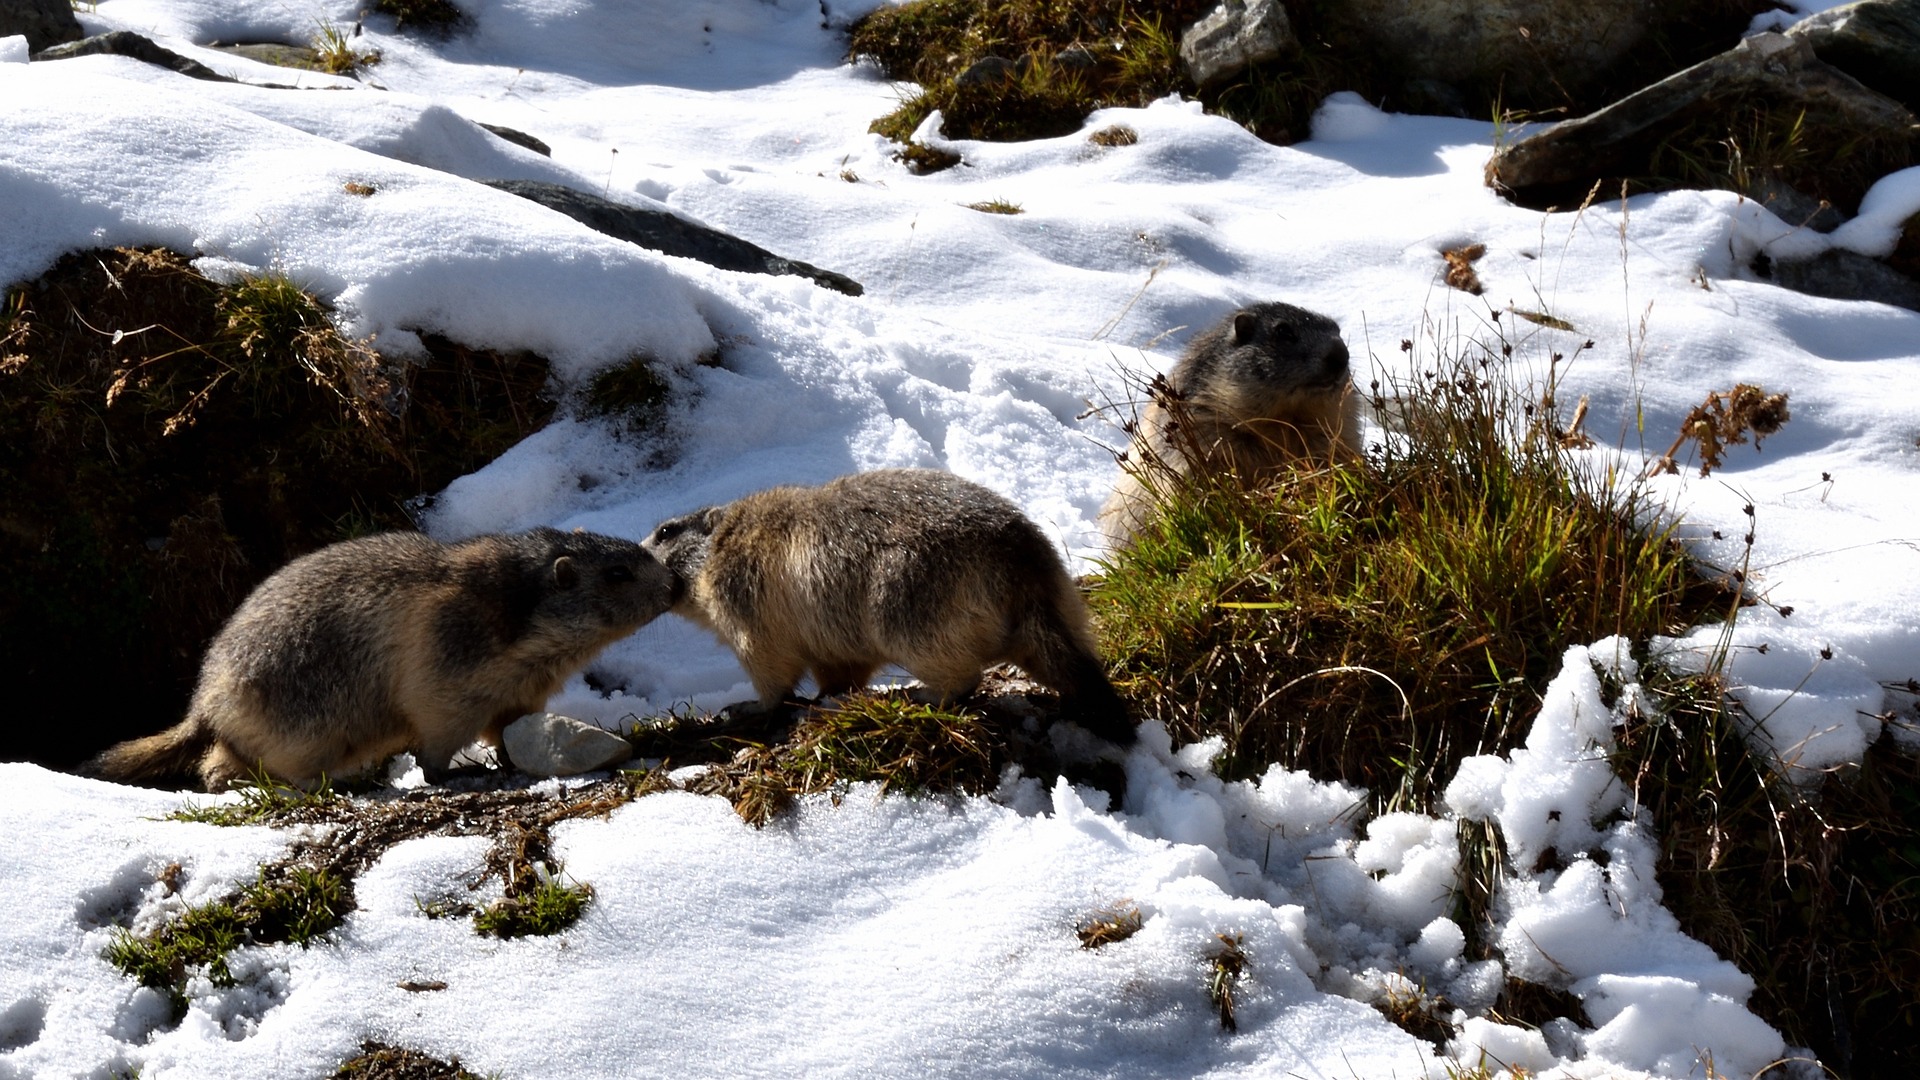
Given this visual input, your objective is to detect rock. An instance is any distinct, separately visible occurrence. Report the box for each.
[500,712,633,778]
[1486,32,1915,209]
[1761,248,1920,311]
[34,30,236,81]
[212,42,322,70]
[1055,43,1098,73]
[1789,0,1920,113]
[477,123,550,157]
[1748,174,1849,232]
[1315,0,1652,106]
[483,179,863,296]
[954,55,1018,87]
[0,0,80,53]
[1178,0,1296,89]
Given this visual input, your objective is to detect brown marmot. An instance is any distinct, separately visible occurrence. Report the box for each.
[82,528,673,791]
[1101,300,1363,547]
[642,468,1135,745]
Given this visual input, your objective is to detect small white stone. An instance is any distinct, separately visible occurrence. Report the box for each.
[501,712,633,778]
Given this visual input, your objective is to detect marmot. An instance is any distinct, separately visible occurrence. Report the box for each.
[82,528,673,791]
[642,468,1135,745]
[1101,300,1363,547]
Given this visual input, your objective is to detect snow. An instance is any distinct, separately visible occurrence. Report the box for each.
[2,0,1914,1076]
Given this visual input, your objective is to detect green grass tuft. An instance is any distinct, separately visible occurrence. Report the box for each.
[168,769,337,827]
[693,695,1006,827]
[473,877,593,939]
[104,865,348,1015]
[1090,327,1733,803]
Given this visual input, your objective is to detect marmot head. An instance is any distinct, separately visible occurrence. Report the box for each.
[517,527,674,637]
[1215,301,1349,394]
[641,507,725,609]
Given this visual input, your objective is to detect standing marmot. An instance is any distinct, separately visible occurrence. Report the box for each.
[83,528,673,791]
[642,469,1135,745]
[1101,300,1363,547]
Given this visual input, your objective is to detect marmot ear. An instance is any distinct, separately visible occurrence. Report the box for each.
[552,555,578,588]
[1232,311,1260,345]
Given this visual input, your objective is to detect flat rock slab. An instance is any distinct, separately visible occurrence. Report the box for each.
[501,712,633,778]
[1486,31,1915,209]
[484,179,863,297]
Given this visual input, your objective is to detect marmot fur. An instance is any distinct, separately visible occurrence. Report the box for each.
[1101,300,1362,547]
[643,468,1134,745]
[83,528,673,790]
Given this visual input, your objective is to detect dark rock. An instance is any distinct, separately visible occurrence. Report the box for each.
[34,30,237,81]
[1178,0,1296,90]
[1761,247,1920,311]
[1315,0,1651,107]
[955,55,1018,88]
[0,0,81,52]
[1055,43,1098,73]
[1790,0,1920,114]
[1748,174,1848,232]
[1486,32,1915,209]
[483,179,863,296]
[478,123,551,157]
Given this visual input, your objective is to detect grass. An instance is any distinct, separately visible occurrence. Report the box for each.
[167,769,338,827]
[105,865,347,1016]
[689,694,1006,827]
[1205,933,1248,1032]
[1089,323,1732,803]
[311,20,381,75]
[966,199,1025,214]
[1076,903,1143,949]
[334,1042,488,1080]
[473,877,593,939]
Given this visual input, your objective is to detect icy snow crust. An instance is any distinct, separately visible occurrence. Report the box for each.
[0,0,1912,1075]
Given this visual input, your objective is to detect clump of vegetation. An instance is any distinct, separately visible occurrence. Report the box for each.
[1090,323,1731,801]
[1087,123,1138,147]
[1649,382,1790,477]
[105,865,347,1016]
[473,876,593,939]
[334,1041,487,1080]
[579,355,673,439]
[690,695,1006,827]
[312,20,381,75]
[168,770,338,827]
[966,198,1025,215]
[1205,933,1248,1032]
[1075,903,1143,949]
[0,249,555,768]
[1618,661,1920,1073]
[848,0,1220,147]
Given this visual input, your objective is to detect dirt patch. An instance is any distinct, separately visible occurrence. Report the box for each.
[334,1041,486,1080]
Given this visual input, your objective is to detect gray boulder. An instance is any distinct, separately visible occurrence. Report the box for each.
[1486,32,1914,209]
[1,0,81,52]
[1178,0,1296,89]
[500,712,633,778]
[1763,248,1920,312]
[1313,0,1652,107]
[483,179,863,296]
[1789,0,1920,113]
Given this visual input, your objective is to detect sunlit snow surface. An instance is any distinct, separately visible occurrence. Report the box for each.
[1,0,1912,1075]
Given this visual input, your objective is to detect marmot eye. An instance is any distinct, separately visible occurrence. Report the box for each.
[605,565,635,584]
